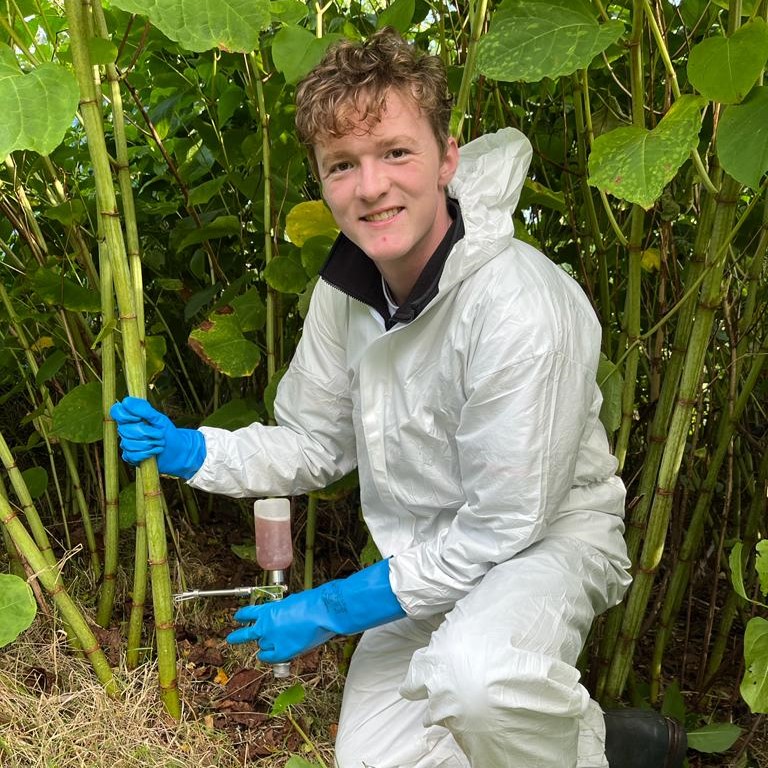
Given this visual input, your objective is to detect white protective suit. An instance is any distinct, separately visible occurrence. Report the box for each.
[190,128,632,768]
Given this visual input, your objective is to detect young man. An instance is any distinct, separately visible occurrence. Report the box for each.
[111,29,684,768]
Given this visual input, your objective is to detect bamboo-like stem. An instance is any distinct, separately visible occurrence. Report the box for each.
[64,0,180,717]
[0,283,100,576]
[603,174,741,701]
[304,494,318,590]
[649,334,767,699]
[704,446,768,683]
[453,0,489,141]
[0,488,118,696]
[613,0,647,472]
[0,429,57,568]
[0,473,26,579]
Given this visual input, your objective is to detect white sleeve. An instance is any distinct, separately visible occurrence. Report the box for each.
[189,282,357,498]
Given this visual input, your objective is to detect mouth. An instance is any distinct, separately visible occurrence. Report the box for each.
[362,207,403,223]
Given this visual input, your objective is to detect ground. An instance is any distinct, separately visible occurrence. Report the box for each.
[1,498,767,767]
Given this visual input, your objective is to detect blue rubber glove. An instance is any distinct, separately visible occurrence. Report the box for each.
[109,396,206,479]
[227,558,406,663]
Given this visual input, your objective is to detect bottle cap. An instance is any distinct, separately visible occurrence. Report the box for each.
[253,497,291,521]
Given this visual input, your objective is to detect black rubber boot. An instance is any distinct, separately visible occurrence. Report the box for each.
[604,708,687,768]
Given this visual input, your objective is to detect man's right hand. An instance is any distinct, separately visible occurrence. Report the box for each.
[109,396,206,479]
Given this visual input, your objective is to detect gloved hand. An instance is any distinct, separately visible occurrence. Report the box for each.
[109,396,206,479]
[227,558,406,663]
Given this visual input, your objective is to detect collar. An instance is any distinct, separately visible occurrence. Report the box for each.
[319,198,465,330]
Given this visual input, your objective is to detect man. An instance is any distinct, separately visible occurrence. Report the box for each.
[112,29,685,768]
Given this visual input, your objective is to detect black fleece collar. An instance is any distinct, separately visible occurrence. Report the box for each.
[319,198,465,330]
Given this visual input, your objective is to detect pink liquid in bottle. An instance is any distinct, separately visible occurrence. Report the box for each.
[254,499,293,570]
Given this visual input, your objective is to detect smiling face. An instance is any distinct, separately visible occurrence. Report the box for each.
[314,88,459,302]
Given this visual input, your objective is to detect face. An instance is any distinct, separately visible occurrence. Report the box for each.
[314,89,459,292]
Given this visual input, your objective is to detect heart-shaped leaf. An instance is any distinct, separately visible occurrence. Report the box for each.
[0,574,37,648]
[0,47,79,161]
[688,18,768,104]
[271,27,344,85]
[109,0,272,53]
[477,0,624,83]
[742,616,768,712]
[51,382,104,443]
[189,310,260,377]
[717,86,768,189]
[588,95,706,209]
[285,201,339,247]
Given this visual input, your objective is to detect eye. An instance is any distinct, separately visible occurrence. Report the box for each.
[388,147,410,160]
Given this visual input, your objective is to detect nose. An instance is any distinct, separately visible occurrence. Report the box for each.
[355,160,389,201]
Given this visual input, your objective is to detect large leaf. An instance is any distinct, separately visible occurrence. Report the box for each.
[50,382,104,443]
[0,574,37,648]
[285,201,339,247]
[597,355,623,435]
[0,47,79,161]
[742,616,768,713]
[189,310,260,377]
[376,0,415,33]
[201,397,262,429]
[688,19,768,104]
[29,267,101,312]
[271,27,343,85]
[264,249,309,294]
[588,95,706,209]
[109,0,272,53]
[686,722,742,753]
[477,0,624,83]
[717,86,768,189]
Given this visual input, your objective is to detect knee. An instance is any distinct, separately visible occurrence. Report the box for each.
[423,642,588,733]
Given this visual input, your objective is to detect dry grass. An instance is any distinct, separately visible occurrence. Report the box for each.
[0,624,241,768]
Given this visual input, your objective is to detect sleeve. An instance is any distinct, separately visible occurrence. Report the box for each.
[189,281,358,498]
[389,287,611,618]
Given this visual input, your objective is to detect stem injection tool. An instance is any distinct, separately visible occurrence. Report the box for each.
[173,498,293,678]
[253,497,293,678]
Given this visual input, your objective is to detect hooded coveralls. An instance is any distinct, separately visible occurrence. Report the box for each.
[190,128,632,767]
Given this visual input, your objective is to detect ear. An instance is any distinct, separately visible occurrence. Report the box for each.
[438,137,459,189]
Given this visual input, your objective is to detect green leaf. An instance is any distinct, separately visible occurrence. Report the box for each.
[145,335,167,385]
[118,482,137,530]
[588,95,706,209]
[177,215,240,250]
[285,757,323,768]
[87,37,118,66]
[597,355,623,435]
[270,0,309,25]
[272,27,343,85]
[264,366,288,421]
[717,86,768,189]
[687,19,768,104]
[230,288,266,333]
[729,542,749,600]
[742,616,768,713]
[285,201,339,247]
[202,398,262,429]
[0,574,37,648]
[29,267,101,312]
[309,469,359,501]
[108,0,272,53]
[0,47,79,160]
[687,722,742,753]
[270,682,306,716]
[301,236,334,279]
[264,251,309,294]
[50,382,104,444]
[376,0,415,33]
[661,680,686,726]
[188,175,228,206]
[43,199,87,226]
[189,311,261,377]
[519,179,566,213]
[757,540,768,596]
[230,543,256,562]
[477,0,624,83]
[21,466,48,499]
[35,349,68,386]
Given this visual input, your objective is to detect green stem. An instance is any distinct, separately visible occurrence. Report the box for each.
[453,0,489,140]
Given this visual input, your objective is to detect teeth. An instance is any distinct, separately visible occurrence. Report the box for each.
[365,208,400,222]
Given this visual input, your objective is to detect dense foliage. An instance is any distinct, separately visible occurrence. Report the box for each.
[1,0,767,756]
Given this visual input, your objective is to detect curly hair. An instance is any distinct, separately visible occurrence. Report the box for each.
[294,28,454,174]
